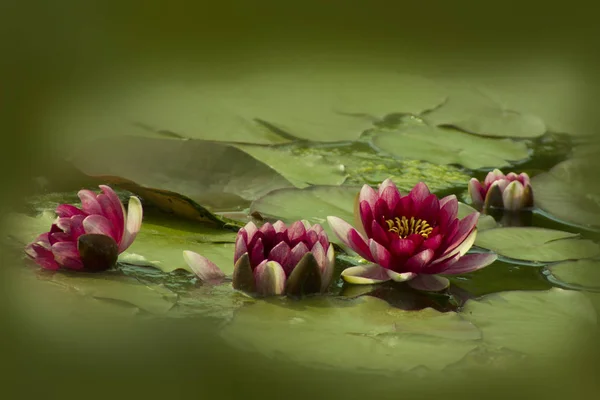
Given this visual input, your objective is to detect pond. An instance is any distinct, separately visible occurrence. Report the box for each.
[2,23,600,399]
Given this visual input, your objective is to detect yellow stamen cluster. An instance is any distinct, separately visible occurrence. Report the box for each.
[385,216,433,239]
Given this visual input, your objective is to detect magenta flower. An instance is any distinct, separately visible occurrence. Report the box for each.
[25,185,143,272]
[327,180,497,291]
[468,169,534,211]
[183,220,335,296]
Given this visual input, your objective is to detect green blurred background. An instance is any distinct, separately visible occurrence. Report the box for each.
[1,1,599,398]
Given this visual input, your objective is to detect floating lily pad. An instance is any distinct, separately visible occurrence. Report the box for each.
[532,158,600,228]
[121,216,237,274]
[474,227,600,263]
[220,296,481,373]
[250,185,359,239]
[371,122,530,170]
[544,259,600,291]
[457,203,497,231]
[68,135,293,210]
[49,273,178,314]
[461,288,597,358]
[233,144,348,188]
[423,86,546,138]
[49,69,448,148]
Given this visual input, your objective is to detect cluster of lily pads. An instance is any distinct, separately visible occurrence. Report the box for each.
[25,169,534,297]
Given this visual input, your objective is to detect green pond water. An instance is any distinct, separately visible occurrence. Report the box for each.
[2,13,600,396]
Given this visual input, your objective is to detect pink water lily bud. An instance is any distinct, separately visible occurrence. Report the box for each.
[327,180,497,292]
[183,220,335,297]
[468,169,534,211]
[25,185,143,272]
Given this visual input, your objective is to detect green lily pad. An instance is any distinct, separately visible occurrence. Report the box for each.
[68,135,293,210]
[220,296,481,373]
[370,122,530,170]
[50,70,448,148]
[250,185,359,239]
[121,216,237,274]
[461,288,597,358]
[49,272,178,314]
[457,203,497,231]
[423,86,546,138]
[233,144,348,188]
[474,227,600,263]
[544,259,600,291]
[532,158,600,228]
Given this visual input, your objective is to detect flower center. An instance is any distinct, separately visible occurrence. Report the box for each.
[385,216,433,239]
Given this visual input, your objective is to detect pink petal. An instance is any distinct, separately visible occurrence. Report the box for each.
[414,194,439,224]
[310,224,324,234]
[306,230,319,247]
[55,204,86,218]
[370,220,390,246]
[268,241,292,274]
[519,172,531,186]
[51,241,83,270]
[77,189,103,215]
[435,228,478,265]
[310,242,327,272]
[97,194,124,242]
[438,195,458,229]
[468,178,484,207]
[244,222,259,243]
[99,185,125,240]
[443,212,478,255]
[380,184,401,212]
[369,239,392,268]
[25,241,60,270]
[359,184,378,208]
[389,238,417,258]
[249,237,265,268]
[234,234,248,264]
[318,231,329,250]
[377,178,398,195]
[118,196,143,253]
[289,242,309,269]
[359,201,374,237]
[441,253,498,275]
[341,264,391,284]
[69,215,86,240]
[259,222,276,243]
[327,216,372,261]
[422,234,443,252]
[408,182,431,205]
[425,252,461,274]
[287,220,307,245]
[254,260,287,296]
[183,250,226,284]
[273,220,287,233]
[407,275,450,291]
[404,249,435,272]
[484,169,505,187]
[83,215,117,240]
[373,198,391,221]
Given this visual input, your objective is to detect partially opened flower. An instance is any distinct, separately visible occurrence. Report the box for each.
[25,185,143,272]
[183,220,335,297]
[468,169,534,211]
[327,180,497,291]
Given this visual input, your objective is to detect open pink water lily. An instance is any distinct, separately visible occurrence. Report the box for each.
[468,169,534,211]
[327,180,497,291]
[183,220,335,297]
[25,185,143,272]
